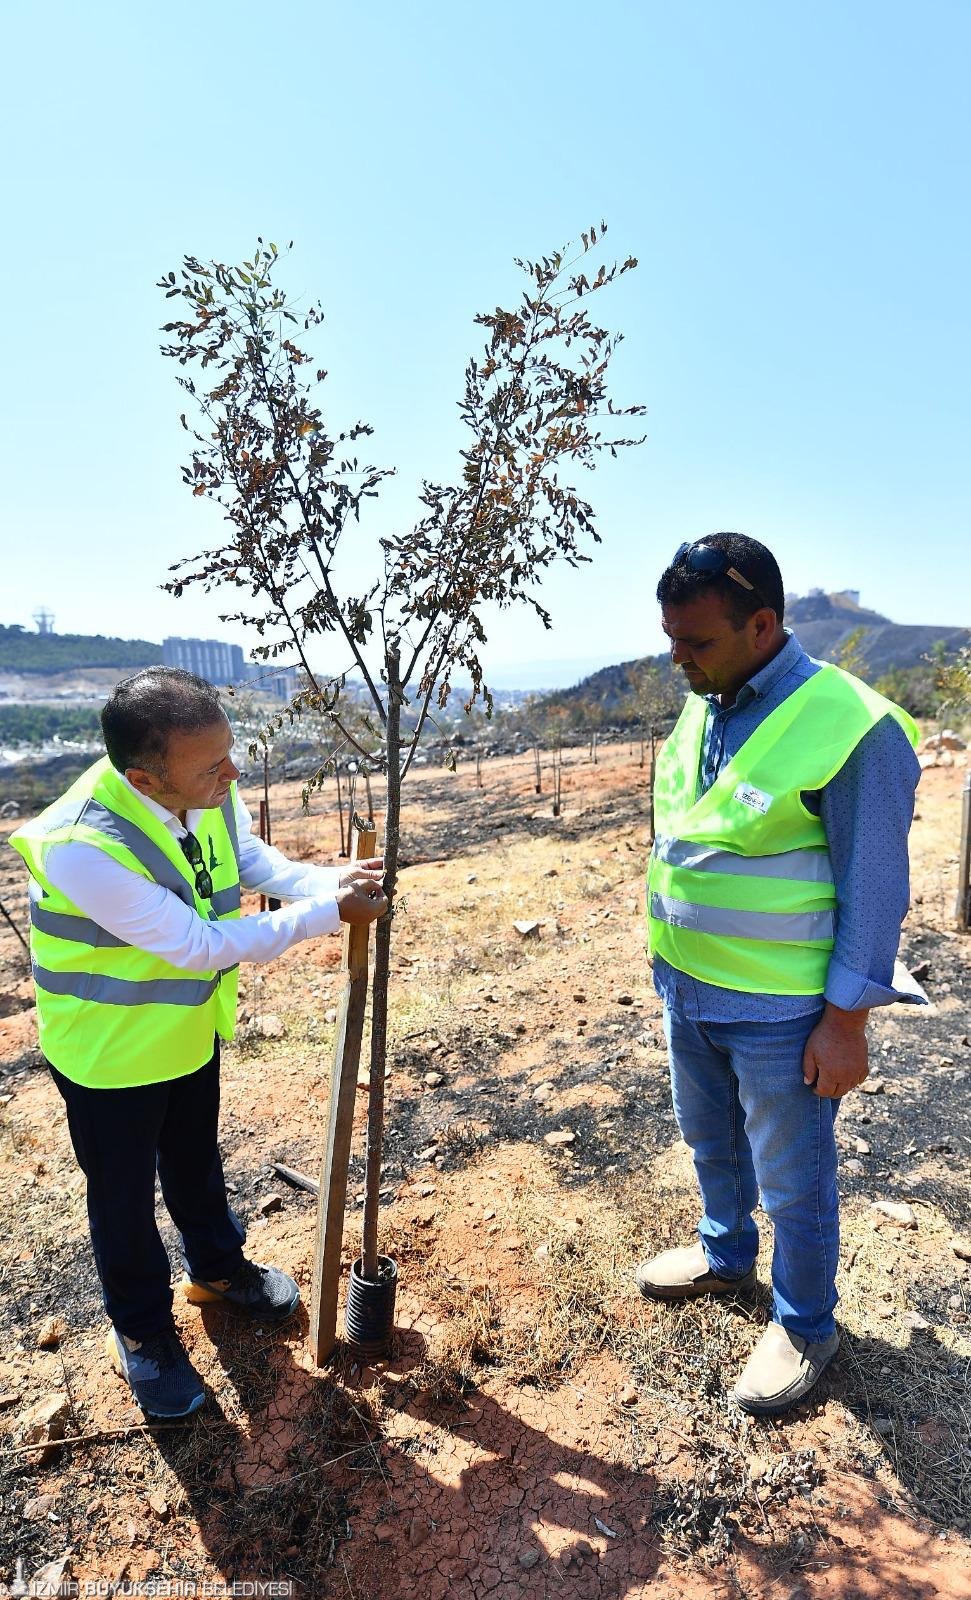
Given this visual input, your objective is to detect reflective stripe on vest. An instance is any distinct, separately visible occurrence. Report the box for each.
[649,890,835,943]
[32,961,220,1007]
[652,835,835,885]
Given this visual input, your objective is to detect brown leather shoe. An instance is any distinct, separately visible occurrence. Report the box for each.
[635,1241,757,1301]
[733,1323,840,1415]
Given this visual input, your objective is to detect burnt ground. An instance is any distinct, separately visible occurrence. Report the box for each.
[0,743,969,1599]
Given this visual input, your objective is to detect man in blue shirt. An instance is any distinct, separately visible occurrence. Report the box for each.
[636,533,923,1414]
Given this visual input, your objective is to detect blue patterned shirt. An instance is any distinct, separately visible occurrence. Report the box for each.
[651,631,924,1021]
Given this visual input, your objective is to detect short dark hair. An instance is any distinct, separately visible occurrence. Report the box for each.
[101,668,227,776]
[656,532,785,628]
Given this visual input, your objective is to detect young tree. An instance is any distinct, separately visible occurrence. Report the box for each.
[158,229,645,1283]
[624,661,683,836]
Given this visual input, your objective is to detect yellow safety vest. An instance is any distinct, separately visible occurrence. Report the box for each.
[10,758,241,1088]
[647,665,918,995]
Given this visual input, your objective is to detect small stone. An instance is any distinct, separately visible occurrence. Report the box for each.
[513,920,541,938]
[518,1549,541,1569]
[854,1137,871,1155]
[544,1129,576,1147]
[408,1516,432,1548]
[903,1310,930,1331]
[467,873,478,883]
[619,1386,639,1407]
[423,1072,443,1089]
[532,1083,554,1104]
[482,1208,496,1220]
[416,1144,439,1161]
[874,1417,894,1435]
[843,1159,864,1176]
[254,1012,285,1039]
[148,1492,169,1521]
[575,1538,596,1560]
[256,1193,283,1216]
[860,1077,886,1094]
[872,1201,917,1229]
[419,1185,436,1198]
[614,994,634,1006]
[950,1236,971,1262]
[375,1524,394,1543]
[21,1393,70,1447]
[23,1493,56,1519]
[535,1243,550,1263]
[37,1316,68,1350]
[324,1008,337,1024]
[573,992,586,1002]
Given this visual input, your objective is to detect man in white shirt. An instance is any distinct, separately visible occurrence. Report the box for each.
[11,667,386,1419]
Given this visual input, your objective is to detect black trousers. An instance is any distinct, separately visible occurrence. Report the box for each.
[50,1043,245,1340]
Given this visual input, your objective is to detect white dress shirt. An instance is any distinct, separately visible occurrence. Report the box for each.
[44,778,342,973]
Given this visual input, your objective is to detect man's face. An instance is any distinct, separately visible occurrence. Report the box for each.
[661,591,774,701]
[128,716,240,815]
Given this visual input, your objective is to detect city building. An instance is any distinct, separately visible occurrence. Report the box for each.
[162,637,246,685]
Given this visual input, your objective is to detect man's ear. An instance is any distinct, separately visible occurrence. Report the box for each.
[125,766,162,798]
[752,607,779,650]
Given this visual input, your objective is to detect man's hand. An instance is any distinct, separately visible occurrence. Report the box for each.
[335,877,388,925]
[802,1003,869,1098]
[339,856,385,891]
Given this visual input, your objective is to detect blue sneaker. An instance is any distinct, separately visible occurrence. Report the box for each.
[106,1326,206,1419]
[182,1259,301,1321]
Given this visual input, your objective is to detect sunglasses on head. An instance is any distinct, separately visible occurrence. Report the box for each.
[179,831,213,900]
[673,541,767,609]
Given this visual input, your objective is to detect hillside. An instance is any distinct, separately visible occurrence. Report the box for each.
[0,624,161,674]
[547,591,970,714]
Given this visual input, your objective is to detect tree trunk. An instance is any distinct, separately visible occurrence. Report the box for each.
[361,653,402,1281]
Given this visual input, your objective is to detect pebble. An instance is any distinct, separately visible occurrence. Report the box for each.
[871,1200,917,1229]
[843,1159,865,1176]
[37,1316,68,1350]
[256,1193,282,1216]
[903,1310,930,1331]
[375,1524,394,1543]
[535,1243,550,1263]
[950,1236,971,1262]
[614,994,634,1006]
[148,1492,169,1521]
[324,1008,337,1025]
[854,1137,871,1155]
[20,1394,70,1447]
[253,1013,285,1039]
[23,1494,56,1519]
[518,1549,541,1569]
[544,1130,576,1147]
[860,1078,886,1095]
[619,1386,639,1407]
[532,1084,554,1103]
[513,920,541,938]
[423,1072,443,1089]
[418,1185,436,1198]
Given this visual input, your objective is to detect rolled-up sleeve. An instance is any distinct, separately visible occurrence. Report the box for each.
[820,715,925,1010]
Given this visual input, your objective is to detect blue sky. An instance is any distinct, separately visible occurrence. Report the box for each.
[1,1,968,687]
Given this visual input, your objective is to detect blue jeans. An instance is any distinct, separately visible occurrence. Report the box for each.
[664,1003,839,1342]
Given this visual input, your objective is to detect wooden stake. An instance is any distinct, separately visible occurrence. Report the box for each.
[309,816,377,1366]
